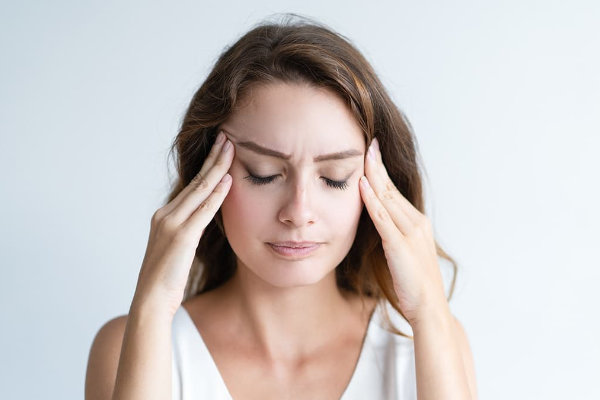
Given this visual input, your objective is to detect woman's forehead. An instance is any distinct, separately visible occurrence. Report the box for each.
[227,83,365,142]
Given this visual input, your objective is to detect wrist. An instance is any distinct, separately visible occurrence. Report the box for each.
[407,293,453,330]
[130,287,181,321]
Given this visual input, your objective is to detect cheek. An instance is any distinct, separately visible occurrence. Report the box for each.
[325,188,363,228]
[220,170,276,238]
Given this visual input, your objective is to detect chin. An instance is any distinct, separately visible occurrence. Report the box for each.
[263,270,331,288]
[240,256,336,289]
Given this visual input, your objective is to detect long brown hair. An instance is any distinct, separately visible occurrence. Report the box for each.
[165,13,458,338]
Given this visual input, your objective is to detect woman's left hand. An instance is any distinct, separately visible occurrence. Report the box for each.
[359,137,448,326]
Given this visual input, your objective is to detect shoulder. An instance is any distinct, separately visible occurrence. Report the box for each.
[85,314,129,400]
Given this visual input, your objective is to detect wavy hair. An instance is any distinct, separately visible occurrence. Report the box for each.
[165,13,458,338]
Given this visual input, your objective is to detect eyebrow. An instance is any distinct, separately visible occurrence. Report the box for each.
[233,140,363,162]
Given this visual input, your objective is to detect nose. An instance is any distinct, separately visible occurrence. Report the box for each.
[277,175,318,227]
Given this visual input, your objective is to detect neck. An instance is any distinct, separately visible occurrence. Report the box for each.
[219,263,360,362]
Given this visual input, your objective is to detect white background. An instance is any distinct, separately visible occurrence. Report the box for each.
[1,1,598,399]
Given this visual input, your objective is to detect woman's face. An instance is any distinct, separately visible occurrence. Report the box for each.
[219,81,366,288]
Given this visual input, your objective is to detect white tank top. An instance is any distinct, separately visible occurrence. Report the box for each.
[171,301,417,399]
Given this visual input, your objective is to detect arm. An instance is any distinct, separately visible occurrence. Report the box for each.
[411,299,478,400]
[359,137,477,399]
[85,131,234,400]
[84,297,174,400]
[111,297,174,400]
[453,315,478,398]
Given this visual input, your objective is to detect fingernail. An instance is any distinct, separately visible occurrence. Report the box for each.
[216,131,225,145]
[372,137,380,153]
[360,176,370,188]
[222,139,231,152]
[221,173,231,183]
[368,140,376,160]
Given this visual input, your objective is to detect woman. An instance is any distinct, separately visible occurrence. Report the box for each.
[85,15,477,400]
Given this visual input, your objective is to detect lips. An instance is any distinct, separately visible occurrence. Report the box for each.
[268,241,319,248]
[266,242,321,258]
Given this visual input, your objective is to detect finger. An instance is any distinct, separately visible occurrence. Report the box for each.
[359,175,405,248]
[197,130,228,178]
[169,138,234,224]
[364,148,415,235]
[180,173,232,239]
[164,130,228,214]
[365,138,422,231]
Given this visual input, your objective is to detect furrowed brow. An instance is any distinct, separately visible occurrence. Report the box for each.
[234,140,363,162]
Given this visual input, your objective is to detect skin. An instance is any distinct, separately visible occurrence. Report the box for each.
[182,82,378,398]
[360,137,477,398]
[184,81,476,398]
[85,80,477,400]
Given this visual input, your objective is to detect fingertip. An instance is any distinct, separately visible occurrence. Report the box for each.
[360,176,371,190]
[221,173,232,183]
[215,130,226,145]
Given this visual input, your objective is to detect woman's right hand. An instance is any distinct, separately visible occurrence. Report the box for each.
[131,130,234,318]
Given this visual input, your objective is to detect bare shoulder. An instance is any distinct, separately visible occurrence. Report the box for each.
[452,316,478,400]
[85,314,129,400]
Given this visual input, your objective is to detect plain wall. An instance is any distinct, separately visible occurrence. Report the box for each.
[1,1,598,399]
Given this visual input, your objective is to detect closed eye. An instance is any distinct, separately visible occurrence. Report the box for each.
[244,174,349,190]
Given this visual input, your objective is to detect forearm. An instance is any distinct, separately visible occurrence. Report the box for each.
[112,296,173,400]
[411,299,472,400]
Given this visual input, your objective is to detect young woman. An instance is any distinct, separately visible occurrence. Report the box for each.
[85,15,477,400]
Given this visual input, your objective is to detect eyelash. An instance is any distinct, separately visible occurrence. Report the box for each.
[244,174,349,190]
